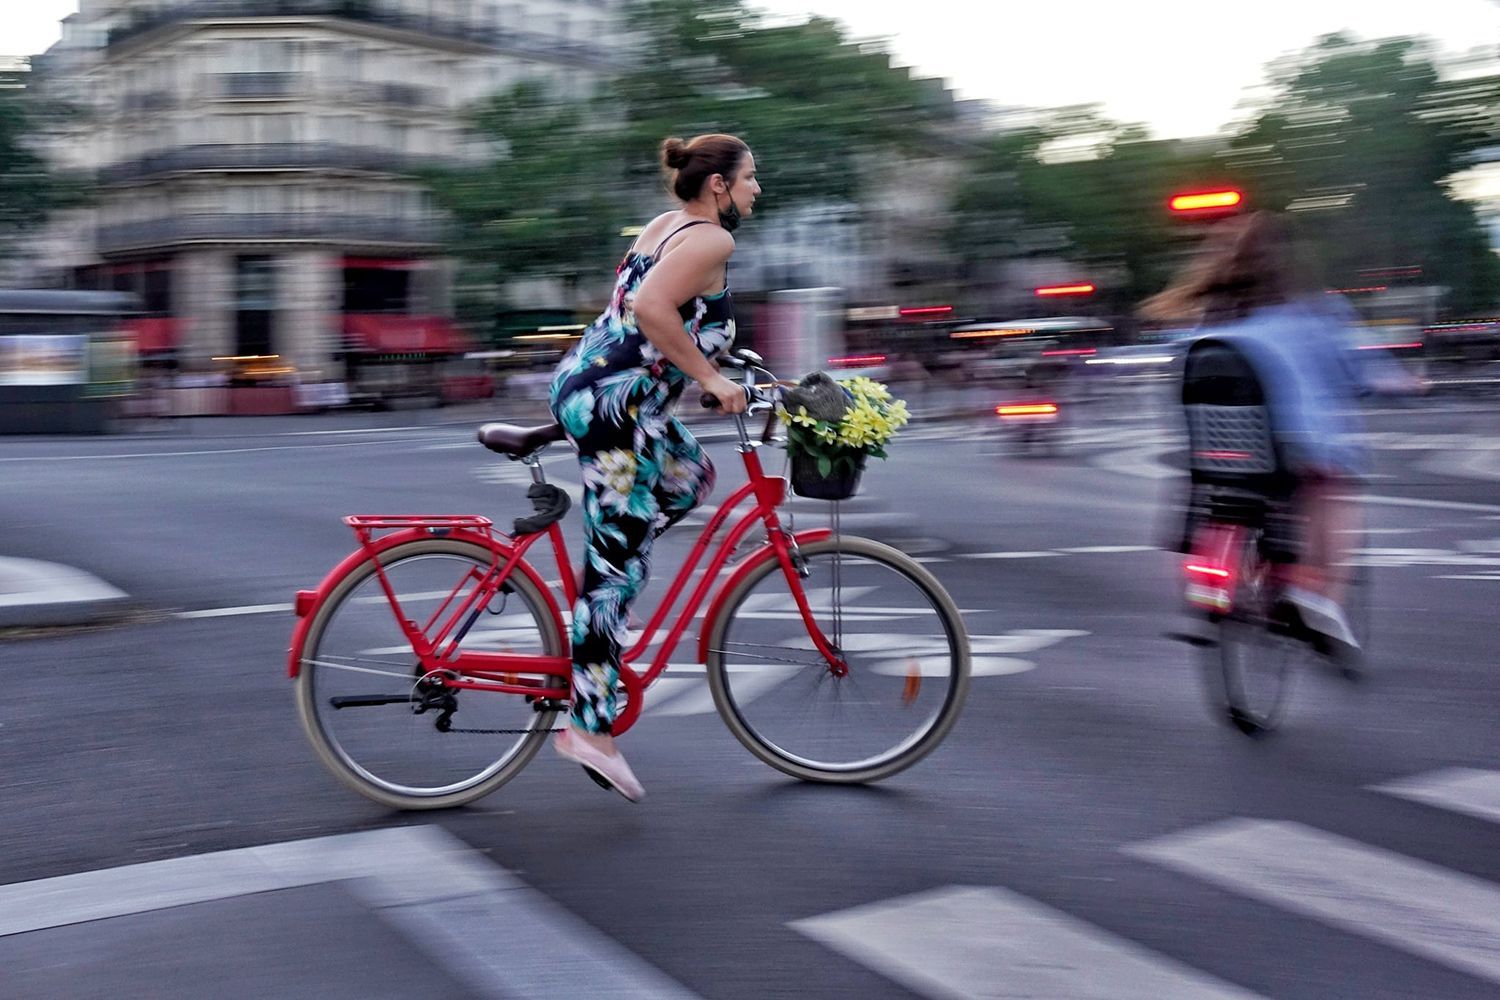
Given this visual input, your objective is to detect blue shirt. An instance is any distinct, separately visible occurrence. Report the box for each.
[1196,298,1409,476]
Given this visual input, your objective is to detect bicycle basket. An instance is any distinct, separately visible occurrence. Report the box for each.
[789,449,865,501]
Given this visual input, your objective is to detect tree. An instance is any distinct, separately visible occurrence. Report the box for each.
[0,84,85,255]
[1224,34,1500,313]
[947,34,1500,320]
[610,0,956,207]
[424,80,633,327]
[948,108,1222,319]
[428,0,960,329]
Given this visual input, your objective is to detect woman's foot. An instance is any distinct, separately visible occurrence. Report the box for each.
[554,727,645,802]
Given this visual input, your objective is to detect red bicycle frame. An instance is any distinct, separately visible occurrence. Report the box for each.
[288,437,839,736]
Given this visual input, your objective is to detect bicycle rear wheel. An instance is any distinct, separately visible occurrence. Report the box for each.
[1211,530,1301,736]
[294,538,563,810]
[705,536,970,783]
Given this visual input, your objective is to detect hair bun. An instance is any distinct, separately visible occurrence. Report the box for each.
[660,137,691,170]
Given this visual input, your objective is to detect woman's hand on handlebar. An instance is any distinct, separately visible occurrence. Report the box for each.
[698,372,749,414]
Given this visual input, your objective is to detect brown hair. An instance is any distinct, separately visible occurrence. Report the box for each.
[660,133,750,201]
[1141,211,1314,324]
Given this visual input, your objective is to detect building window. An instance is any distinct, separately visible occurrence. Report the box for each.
[234,255,277,357]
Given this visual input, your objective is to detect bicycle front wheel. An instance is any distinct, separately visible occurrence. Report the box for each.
[706,536,970,783]
[294,538,564,810]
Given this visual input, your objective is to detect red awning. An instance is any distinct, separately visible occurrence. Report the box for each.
[342,257,416,270]
[343,314,474,355]
[122,317,179,354]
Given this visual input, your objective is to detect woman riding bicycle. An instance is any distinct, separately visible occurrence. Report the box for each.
[1145,211,1419,651]
[547,133,760,800]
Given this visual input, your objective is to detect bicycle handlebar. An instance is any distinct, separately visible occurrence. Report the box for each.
[701,351,779,412]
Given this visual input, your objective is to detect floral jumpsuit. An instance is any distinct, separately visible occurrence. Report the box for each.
[548,221,735,734]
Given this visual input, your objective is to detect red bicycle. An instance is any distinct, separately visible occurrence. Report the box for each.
[289,352,971,810]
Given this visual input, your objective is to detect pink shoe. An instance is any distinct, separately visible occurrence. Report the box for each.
[554,729,645,802]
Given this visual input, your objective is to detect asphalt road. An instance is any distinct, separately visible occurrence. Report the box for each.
[2,385,1498,999]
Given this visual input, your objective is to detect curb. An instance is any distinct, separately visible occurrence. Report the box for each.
[0,558,132,630]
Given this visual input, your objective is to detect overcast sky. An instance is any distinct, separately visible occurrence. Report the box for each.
[6,0,1499,139]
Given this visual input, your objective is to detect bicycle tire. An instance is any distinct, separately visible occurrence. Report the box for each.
[294,537,563,810]
[1212,529,1300,736]
[705,535,970,783]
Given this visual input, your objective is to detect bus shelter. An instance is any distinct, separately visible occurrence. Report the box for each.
[0,290,137,434]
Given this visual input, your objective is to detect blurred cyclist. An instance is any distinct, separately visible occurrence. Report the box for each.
[1143,211,1420,650]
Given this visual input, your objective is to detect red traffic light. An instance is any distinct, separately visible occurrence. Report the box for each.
[1170,190,1243,213]
[1034,283,1095,298]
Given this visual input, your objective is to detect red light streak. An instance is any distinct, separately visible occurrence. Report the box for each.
[1170,190,1243,212]
[1034,283,1095,297]
[995,403,1059,416]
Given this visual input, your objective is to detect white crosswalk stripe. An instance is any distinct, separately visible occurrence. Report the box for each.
[1372,767,1500,826]
[1125,818,1500,986]
[791,885,1266,999]
[793,774,1500,996]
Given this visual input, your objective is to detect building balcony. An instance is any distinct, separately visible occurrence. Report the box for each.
[97,213,444,253]
[218,71,301,99]
[120,90,178,112]
[98,143,436,184]
[106,0,617,70]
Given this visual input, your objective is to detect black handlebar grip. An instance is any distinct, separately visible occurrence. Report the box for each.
[701,393,721,409]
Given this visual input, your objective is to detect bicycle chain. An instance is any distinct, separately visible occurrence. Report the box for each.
[444,726,564,734]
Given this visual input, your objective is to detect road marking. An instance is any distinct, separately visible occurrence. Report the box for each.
[1372,768,1500,825]
[175,602,294,619]
[0,438,450,463]
[791,885,1265,1000]
[1093,443,1178,480]
[1355,494,1500,514]
[960,548,1157,560]
[1348,547,1500,569]
[1126,818,1500,986]
[960,550,1063,560]
[651,666,799,717]
[0,826,701,1000]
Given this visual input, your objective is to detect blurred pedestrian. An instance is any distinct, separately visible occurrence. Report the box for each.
[547,133,761,800]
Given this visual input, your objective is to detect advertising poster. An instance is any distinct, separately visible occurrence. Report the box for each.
[0,334,90,386]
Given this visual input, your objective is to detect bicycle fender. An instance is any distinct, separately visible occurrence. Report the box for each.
[287,528,565,679]
[696,528,832,663]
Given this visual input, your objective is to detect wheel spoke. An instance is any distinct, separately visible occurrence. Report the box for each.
[296,542,561,808]
[707,538,968,782]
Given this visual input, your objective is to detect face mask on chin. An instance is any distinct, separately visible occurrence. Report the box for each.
[716,189,741,233]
